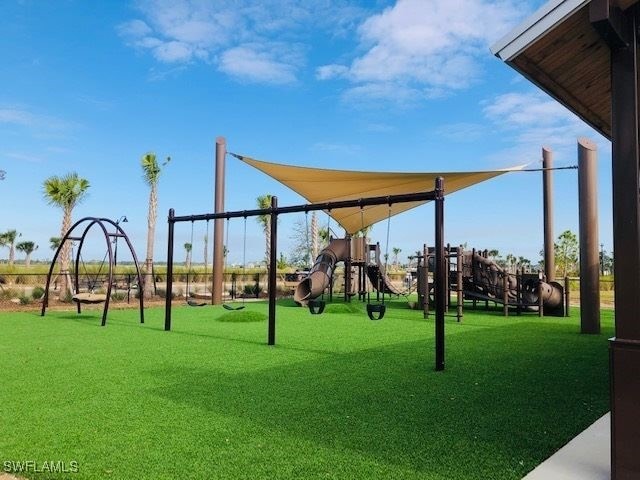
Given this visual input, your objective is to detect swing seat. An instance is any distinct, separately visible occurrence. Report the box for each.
[367,303,386,320]
[308,299,325,315]
[187,299,207,307]
[72,292,107,304]
[222,304,245,311]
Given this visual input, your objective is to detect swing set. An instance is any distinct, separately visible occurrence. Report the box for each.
[41,217,145,326]
[164,178,447,370]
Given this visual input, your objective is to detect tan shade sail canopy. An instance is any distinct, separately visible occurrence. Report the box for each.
[235,154,521,235]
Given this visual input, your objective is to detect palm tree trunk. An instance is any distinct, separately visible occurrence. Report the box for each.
[59,207,72,300]
[8,243,15,266]
[25,253,31,268]
[311,212,318,261]
[265,222,271,271]
[144,185,157,299]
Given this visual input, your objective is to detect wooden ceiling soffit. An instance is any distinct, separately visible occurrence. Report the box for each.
[509,5,612,138]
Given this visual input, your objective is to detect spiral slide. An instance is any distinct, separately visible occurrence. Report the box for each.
[294,239,350,305]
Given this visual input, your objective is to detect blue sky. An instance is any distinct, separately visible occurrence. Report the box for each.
[0,0,612,266]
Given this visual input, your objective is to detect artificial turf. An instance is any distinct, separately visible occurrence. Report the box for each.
[0,299,613,479]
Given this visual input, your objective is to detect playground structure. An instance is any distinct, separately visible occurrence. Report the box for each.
[295,237,567,320]
[460,249,565,316]
[294,237,415,306]
[41,217,145,326]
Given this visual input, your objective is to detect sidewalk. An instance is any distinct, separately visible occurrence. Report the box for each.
[523,413,610,479]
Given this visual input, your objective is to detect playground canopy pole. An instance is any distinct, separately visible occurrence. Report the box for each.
[212,137,226,305]
[542,147,555,281]
[577,138,600,334]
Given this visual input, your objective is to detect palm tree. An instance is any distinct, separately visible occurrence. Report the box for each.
[141,153,170,298]
[392,247,401,269]
[16,241,38,267]
[0,232,7,262]
[310,212,318,260]
[49,237,61,251]
[2,230,21,266]
[256,194,273,269]
[43,172,90,299]
[184,242,192,270]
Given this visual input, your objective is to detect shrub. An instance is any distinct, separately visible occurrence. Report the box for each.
[19,295,32,305]
[0,288,20,300]
[31,286,45,300]
[243,284,263,297]
[111,292,127,302]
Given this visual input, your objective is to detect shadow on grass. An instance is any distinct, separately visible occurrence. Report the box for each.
[149,322,611,479]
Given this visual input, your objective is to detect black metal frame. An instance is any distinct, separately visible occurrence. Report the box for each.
[164,179,446,370]
[41,217,145,326]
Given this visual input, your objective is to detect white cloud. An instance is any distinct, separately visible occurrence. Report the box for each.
[312,142,362,155]
[118,0,365,84]
[0,107,71,131]
[2,152,45,163]
[318,0,527,103]
[482,91,610,166]
[436,122,486,142]
[316,64,349,80]
[219,45,300,85]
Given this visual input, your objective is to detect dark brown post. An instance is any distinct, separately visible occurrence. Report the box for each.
[538,281,544,317]
[516,269,522,316]
[212,137,226,305]
[344,235,351,302]
[268,196,278,346]
[564,275,570,317]
[446,243,450,312]
[456,245,463,322]
[542,147,555,281]
[423,244,429,319]
[434,177,445,371]
[578,138,601,334]
[502,273,508,317]
[593,6,640,474]
[471,248,477,310]
[164,209,175,331]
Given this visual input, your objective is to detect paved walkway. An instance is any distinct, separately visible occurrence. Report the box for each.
[523,413,610,479]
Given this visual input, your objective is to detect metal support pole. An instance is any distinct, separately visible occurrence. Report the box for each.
[578,138,601,334]
[446,243,450,312]
[503,274,509,317]
[164,209,175,331]
[538,281,544,317]
[345,235,351,302]
[564,275,571,317]
[268,196,278,346]
[457,245,463,322]
[212,137,226,305]
[423,244,429,319]
[542,147,555,281]
[434,177,445,371]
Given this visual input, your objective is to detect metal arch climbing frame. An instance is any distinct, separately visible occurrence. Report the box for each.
[164,179,446,371]
[41,217,145,326]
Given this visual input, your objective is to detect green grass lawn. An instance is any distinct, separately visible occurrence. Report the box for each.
[0,299,613,480]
